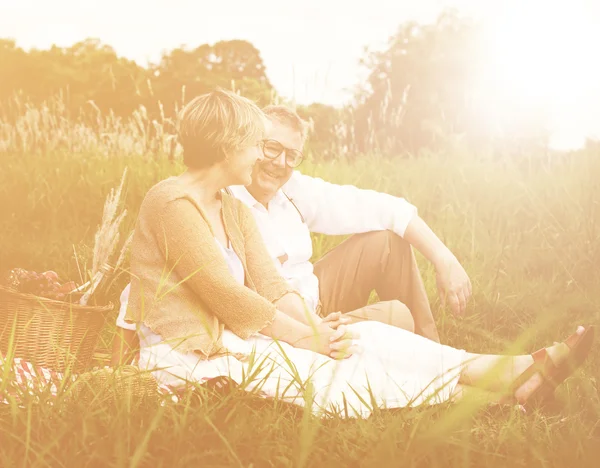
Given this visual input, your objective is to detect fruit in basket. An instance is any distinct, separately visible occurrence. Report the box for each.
[2,268,79,301]
[42,270,59,282]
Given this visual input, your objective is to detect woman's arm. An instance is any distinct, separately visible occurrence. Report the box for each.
[154,197,280,339]
[237,201,309,309]
[274,293,322,327]
[235,202,327,328]
[260,310,357,359]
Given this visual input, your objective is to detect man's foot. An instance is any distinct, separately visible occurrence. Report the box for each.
[510,326,594,406]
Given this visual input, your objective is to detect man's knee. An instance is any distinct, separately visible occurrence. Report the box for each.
[357,230,410,256]
[358,230,393,244]
[386,300,415,333]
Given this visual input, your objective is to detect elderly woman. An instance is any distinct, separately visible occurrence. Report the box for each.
[121,88,593,417]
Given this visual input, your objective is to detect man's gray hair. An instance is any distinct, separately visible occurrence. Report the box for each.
[262,105,308,142]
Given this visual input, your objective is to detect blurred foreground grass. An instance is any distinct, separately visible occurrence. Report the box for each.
[0,149,599,467]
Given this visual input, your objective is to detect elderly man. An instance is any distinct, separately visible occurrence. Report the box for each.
[233,105,471,342]
[113,104,471,363]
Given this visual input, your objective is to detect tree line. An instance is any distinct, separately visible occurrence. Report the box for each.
[0,11,557,158]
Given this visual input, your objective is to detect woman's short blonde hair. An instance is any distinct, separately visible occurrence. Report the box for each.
[178,88,266,169]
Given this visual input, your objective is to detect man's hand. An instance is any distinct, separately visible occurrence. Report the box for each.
[435,254,472,317]
[403,215,473,318]
[321,311,353,329]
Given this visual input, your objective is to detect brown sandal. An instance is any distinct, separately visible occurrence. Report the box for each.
[504,326,595,407]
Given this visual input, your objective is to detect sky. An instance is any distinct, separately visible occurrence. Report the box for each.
[0,0,484,105]
[1,0,600,148]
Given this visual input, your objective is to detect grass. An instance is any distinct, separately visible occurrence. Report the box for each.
[1,146,599,467]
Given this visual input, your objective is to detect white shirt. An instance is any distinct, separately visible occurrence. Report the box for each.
[228,170,417,313]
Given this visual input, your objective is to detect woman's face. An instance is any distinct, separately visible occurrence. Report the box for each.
[226,140,265,186]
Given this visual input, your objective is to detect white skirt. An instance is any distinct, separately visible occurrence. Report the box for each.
[138,321,466,418]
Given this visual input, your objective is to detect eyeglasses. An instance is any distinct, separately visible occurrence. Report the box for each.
[260,139,304,168]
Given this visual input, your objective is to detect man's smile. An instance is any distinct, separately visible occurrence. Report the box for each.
[260,166,286,179]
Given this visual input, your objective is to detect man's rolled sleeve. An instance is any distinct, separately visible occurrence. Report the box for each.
[283,171,417,237]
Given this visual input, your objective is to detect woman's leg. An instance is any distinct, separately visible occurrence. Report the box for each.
[457,327,586,399]
[458,353,533,393]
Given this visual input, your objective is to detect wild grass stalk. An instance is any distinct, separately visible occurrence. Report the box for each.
[0,97,599,467]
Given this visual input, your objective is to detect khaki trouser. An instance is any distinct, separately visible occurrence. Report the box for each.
[313,230,440,343]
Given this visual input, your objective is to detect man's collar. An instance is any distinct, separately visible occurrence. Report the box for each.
[227,185,287,209]
[271,190,287,207]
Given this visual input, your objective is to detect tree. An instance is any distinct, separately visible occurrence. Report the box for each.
[0,38,149,118]
[0,38,274,121]
[150,40,274,115]
[354,10,480,154]
[297,103,346,160]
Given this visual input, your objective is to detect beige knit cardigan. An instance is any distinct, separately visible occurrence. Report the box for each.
[124,177,298,358]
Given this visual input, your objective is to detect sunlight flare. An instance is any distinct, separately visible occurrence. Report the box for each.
[473,0,600,149]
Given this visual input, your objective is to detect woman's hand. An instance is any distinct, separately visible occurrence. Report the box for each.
[435,253,472,317]
[294,323,360,359]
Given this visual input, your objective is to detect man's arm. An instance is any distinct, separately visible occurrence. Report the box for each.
[403,215,472,316]
[283,171,417,237]
[284,171,472,316]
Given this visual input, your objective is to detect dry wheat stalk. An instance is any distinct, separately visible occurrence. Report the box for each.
[1,93,183,160]
[79,168,129,305]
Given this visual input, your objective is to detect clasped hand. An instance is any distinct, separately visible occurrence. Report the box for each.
[296,311,360,360]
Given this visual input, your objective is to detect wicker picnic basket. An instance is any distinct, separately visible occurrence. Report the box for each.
[0,285,113,373]
[66,366,161,407]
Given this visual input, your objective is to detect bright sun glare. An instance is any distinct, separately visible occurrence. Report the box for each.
[474,0,600,150]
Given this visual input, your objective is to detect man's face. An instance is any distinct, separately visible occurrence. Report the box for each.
[247,119,303,200]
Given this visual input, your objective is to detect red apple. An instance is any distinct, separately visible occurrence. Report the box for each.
[42,270,59,282]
